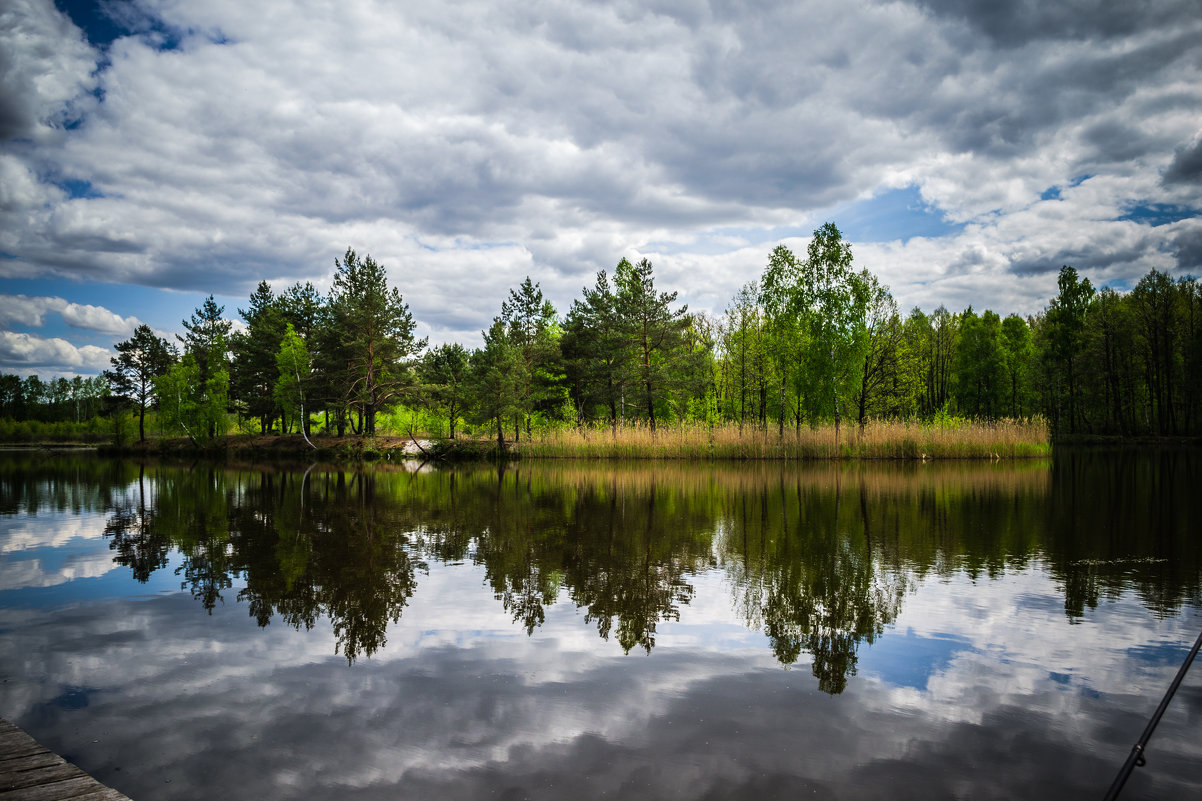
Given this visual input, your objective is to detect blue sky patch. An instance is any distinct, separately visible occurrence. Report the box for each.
[833,186,966,243]
[0,542,187,610]
[1115,203,1198,228]
[858,627,973,690]
[54,0,189,52]
[55,179,103,200]
[54,0,127,48]
[1125,640,1192,668]
[1040,174,1092,202]
[2,277,240,343]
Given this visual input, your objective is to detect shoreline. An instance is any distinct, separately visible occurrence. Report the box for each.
[7,428,1200,463]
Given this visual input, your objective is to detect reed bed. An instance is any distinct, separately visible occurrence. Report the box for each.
[498,458,1051,501]
[516,417,1050,460]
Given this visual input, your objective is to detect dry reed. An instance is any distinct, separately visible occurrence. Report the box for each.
[515,418,1050,460]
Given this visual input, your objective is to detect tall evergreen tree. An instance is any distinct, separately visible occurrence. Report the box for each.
[500,277,563,439]
[1044,266,1095,433]
[326,248,426,435]
[232,281,286,434]
[181,296,232,383]
[562,270,628,426]
[419,343,470,439]
[615,257,689,431]
[179,296,232,439]
[467,319,523,448]
[105,324,176,442]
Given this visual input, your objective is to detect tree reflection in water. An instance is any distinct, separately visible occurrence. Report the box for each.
[94,452,1202,691]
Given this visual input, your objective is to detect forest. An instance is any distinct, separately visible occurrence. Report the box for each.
[2,223,1200,446]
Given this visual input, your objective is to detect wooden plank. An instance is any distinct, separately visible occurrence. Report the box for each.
[0,755,63,776]
[0,719,132,801]
[0,775,101,801]
[0,735,42,759]
[1,761,86,791]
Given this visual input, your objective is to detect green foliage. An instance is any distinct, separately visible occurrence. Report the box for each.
[760,224,869,427]
[12,237,1200,451]
[562,269,627,425]
[154,353,230,445]
[419,342,470,439]
[105,323,175,442]
[953,308,1005,417]
[501,277,566,438]
[325,247,426,435]
[467,318,524,447]
[232,281,286,433]
[999,314,1036,417]
[615,256,691,431]
[274,323,315,446]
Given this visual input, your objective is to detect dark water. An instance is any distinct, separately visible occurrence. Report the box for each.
[1,451,1200,800]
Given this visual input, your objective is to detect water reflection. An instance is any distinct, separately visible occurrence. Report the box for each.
[4,451,1202,800]
[63,451,1199,693]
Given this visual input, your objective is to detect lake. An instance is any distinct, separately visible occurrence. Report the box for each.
[1,450,1200,800]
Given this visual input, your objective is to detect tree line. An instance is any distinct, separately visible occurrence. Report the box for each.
[5,223,1201,443]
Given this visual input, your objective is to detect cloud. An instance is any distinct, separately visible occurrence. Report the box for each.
[0,293,141,334]
[2,552,1201,800]
[0,330,111,371]
[0,0,96,141]
[1164,133,1202,186]
[0,0,1199,355]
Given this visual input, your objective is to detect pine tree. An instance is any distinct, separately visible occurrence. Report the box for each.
[326,248,426,435]
[105,324,176,442]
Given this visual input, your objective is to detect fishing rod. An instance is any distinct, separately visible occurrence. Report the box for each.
[1103,624,1202,800]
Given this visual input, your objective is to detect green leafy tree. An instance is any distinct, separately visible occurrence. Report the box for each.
[274,323,315,448]
[419,343,470,439]
[759,246,806,434]
[852,270,901,427]
[326,248,426,435]
[154,352,230,445]
[999,314,1035,418]
[105,324,176,442]
[615,257,690,431]
[1130,269,1181,434]
[953,308,1005,417]
[179,296,232,439]
[232,281,286,434]
[721,282,770,430]
[1043,266,1095,433]
[760,224,869,432]
[501,277,564,439]
[468,319,524,448]
[562,270,628,427]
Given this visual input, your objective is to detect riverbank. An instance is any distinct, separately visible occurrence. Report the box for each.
[82,418,1052,461]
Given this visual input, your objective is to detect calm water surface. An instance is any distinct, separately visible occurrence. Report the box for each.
[1,451,1200,800]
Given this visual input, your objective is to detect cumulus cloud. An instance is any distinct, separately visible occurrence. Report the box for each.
[0,0,96,141]
[0,0,1199,346]
[1164,133,1202,186]
[0,330,112,371]
[0,293,141,334]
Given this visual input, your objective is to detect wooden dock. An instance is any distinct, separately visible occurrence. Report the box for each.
[0,718,132,800]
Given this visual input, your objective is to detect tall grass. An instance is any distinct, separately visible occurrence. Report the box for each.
[516,417,1050,460]
[0,416,113,444]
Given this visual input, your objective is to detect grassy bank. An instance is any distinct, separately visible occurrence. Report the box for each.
[514,418,1050,460]
[78,417,1050,461]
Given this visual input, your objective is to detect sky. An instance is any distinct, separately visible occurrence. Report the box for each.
[1,0,1200,377]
